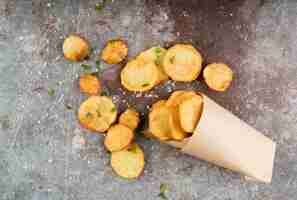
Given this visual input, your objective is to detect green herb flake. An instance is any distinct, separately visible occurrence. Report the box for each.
[142,83,150,87]
[95,60,102,73]
[101,88,110,96]
[89,46,96,56]
[110,107,116,113]
[101,91,108,96]
[169,56,175,64]
[158,183,168,199]
[81,63,92,71]
[154,47,162,65]
[95,0,110,12]
[48,88,55,97]
[155,47,162,54]
[95,3,104,11]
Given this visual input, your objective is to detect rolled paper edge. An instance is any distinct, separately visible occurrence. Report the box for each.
[168,93,276,183]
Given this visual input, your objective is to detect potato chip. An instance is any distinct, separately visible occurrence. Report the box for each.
[137,47,169,83]
[165,90,199,139]
[101,39,128,64]
[121,59,159,92]
[104,124,134,152]
[166,90,196,107]
[78,96,117,132]
[179,95,203,132]
[119,109,140,131]
[79,74,101,95]
[63,35,90,61]
[111,143,145,179]
[151,100,166,110]
[203,63,233,92]
[169,109,188,141]
[149,105,172,141]
[137,47,166,66]
[163,44,203,81]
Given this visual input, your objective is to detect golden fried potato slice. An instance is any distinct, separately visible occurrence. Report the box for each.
[151,100,166,110]
[203,63,233,92]
[149,105,172,141]
[101,39,128,64]
[79,74,101,95]
[166,90,198,139]
[163,44,203,81]
[137,47,169,84]
[179,95,203,132]
[104,124,134,152]
[166,90,197,107]
[63,35,90,61]
[137,47,166,66]
[165,91,185,107]
[119,109,140,131]
[169,109,188,141]
[78,96,117,132]
[121,59,159,92]
[111,143,145,179]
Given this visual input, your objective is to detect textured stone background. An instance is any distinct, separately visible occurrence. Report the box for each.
[0,0,297,200]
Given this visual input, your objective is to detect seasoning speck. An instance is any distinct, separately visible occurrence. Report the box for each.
[48,88,55,97]
[158,183,168,199]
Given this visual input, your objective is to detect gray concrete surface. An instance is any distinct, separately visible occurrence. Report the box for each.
[0,0,297,199]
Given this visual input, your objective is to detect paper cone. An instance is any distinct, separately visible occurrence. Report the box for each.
[168,94,276,183]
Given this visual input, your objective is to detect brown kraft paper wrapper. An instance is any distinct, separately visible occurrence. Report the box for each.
[167,94,276,183]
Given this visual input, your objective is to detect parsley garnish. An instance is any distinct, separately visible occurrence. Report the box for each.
[95,3,104,11]
[81,63,92,72]
[155,47,162,54]
[101,88,110,96]
[158,183,168,199]
[95,0,110,12]
[89,46,95,55]
[142,83,150,87]
[101,91,108,96]
[95,60,102,73]
[48,88,55,97]
[154,47,162,65]
[110,107,116,113]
